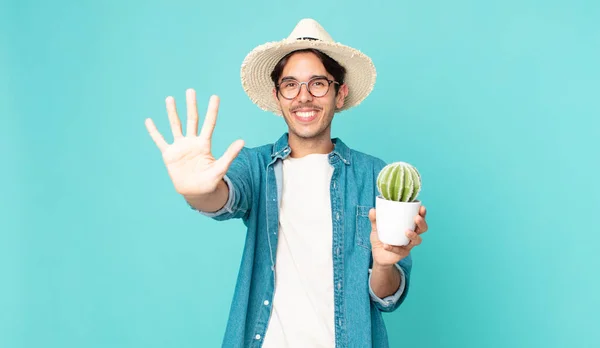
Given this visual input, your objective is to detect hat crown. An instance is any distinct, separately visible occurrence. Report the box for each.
[286,18,333,42]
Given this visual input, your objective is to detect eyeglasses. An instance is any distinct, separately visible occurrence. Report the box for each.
[276,77,340,100]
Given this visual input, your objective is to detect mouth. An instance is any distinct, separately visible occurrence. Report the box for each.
[292,109,320,123]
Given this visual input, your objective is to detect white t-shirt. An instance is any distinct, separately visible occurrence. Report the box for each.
[262,153,336,348]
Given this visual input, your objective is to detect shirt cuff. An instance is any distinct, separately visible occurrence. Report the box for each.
[189,175,235,217]
[368,263,406,309]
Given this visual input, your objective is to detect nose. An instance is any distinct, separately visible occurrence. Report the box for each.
[297,82,313,103]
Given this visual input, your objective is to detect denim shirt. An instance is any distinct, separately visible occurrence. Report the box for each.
[195,133,412,348]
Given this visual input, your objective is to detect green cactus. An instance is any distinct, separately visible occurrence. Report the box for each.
[376,162,422,202]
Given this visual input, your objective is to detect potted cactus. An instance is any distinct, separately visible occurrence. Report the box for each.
[375,162,422,246]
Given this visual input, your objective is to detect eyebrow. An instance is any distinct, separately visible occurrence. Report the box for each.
[280,75,329,82]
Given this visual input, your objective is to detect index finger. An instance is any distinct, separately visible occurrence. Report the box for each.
[199,95,220,141]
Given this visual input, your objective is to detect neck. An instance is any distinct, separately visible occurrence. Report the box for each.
[287,131,334,158]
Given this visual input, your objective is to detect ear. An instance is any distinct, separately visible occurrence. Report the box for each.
[335,84,348,109]
[272,87,284,114]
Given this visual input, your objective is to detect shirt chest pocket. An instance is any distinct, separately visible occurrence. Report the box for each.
[355,205,373,251]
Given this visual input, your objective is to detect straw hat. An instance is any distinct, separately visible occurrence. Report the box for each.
[240,18,377,116]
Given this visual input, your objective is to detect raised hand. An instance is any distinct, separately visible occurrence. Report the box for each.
[145,89,244,197]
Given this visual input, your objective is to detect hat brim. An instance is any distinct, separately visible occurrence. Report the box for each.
[241,39,376,116]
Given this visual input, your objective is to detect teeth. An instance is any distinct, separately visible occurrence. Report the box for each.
[296,111,317,118]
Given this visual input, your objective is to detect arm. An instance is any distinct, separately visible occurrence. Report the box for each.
[367,203,426,313]
[145,91,248,220]
[366,159,423,312]
[368,254,412,313]
[370,263,402,299]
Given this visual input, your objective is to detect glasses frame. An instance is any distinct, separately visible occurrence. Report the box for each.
[276,77,340,100]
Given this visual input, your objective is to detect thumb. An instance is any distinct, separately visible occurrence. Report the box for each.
[368,208,377,231]
[214,139,245,176]
[369,208,381,245]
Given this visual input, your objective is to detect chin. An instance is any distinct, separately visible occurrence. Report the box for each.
[294,131,320,139]
[283,109,333,140]
[291,125,330,140]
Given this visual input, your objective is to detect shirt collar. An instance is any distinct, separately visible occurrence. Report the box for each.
[271,132,351,165]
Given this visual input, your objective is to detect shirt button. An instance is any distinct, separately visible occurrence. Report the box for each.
[337,282,341,290]
[333,182,336,189]
[336,247,340,256]
[336,213,340,220]
[255,334,261,340]
[264,300,269,305]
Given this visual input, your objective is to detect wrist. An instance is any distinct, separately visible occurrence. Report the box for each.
[372,261,395,272]
[182,179,228,213]
[182,180,225,200]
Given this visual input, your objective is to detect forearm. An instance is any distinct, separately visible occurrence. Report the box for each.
[370,263,401,299]
[184,179,229,213]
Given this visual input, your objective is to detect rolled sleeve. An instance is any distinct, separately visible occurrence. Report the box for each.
[186,147,253,221]
[368,264,405,311]
[190,175,236,218]
[368,253,412,313]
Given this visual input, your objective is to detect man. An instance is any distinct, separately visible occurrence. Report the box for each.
[145,18,428,348]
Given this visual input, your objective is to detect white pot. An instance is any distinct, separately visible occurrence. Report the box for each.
[375,196,422,246]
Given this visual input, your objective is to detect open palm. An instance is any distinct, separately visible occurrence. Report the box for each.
[145,89,244,196]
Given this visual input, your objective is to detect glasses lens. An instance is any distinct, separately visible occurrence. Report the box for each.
[279,80,299,99]
[308,78,330,97]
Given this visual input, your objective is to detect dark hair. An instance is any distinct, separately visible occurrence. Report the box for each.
[270,48,347,95]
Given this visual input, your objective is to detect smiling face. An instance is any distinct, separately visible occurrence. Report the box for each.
[272,51,348,142]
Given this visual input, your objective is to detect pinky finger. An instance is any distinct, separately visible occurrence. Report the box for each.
[145,118,168,152]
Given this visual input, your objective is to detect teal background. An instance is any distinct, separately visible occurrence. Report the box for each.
[2,0,599,347]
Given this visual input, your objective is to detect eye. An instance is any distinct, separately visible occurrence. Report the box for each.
[282,81,297,89]
[311,79,327,87]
